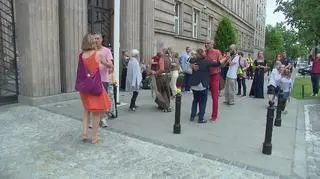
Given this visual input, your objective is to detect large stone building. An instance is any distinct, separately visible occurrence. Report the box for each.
[0,0,266,105]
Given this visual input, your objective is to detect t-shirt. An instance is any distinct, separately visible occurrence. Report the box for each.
[279,77,292,93]
[226,55,240,79]
[205,49,221,75]
[99,47,113,82]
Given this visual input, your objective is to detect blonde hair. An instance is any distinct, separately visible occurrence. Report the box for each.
[283,69,291,78]
[190,50,197,58]
[81,33,96,51]
[131,49,139,57]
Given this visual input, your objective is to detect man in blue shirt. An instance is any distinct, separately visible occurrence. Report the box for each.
[179,46,192,92]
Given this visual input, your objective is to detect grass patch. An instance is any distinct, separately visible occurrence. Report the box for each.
[291,76,320,100]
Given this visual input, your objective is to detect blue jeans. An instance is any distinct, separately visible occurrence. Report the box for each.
[191,89,208,121]
[183,73,191,91]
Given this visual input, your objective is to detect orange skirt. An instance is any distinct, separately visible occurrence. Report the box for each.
[80,87,111,112]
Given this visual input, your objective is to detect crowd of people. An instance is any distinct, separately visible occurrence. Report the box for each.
[74,32,301,143]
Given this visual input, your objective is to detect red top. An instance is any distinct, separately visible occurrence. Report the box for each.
[151,55,160,71]
[311,58,320,74]
[205,49,221,75]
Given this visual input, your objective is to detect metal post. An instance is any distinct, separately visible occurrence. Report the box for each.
[173,93,181,134]
[274,91,284,127]
[113,85,118,118]
[113,0,120,104]
[262,101,275,155]
[302,85,305,99]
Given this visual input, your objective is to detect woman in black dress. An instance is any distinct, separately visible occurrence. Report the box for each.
[249,52,267,98]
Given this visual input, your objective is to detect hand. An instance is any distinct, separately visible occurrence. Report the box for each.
[191,64,199,71]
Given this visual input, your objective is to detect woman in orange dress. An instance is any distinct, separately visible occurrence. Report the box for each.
[77,33,111,144]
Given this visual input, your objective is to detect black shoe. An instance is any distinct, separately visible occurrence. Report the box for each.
[236,93,241,95]
[190,117,195,121]
[198,119,207,123]
[242,94,246,97]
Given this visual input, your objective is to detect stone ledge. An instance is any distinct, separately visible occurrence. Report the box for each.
[19,92,79,106]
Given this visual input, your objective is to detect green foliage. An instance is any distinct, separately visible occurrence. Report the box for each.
[275,0,320,44]
[265,23,308,63]
[264,25,284,64]
[214,17,237,52]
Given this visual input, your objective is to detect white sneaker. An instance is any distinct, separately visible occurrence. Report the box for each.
[89,120,93,128]
[101,118,109,128]
[316,94,318,97]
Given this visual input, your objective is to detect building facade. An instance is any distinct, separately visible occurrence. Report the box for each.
[0,0,266,104]
[119,0,266,62]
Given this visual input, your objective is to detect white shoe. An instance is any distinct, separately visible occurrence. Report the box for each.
[89,120,93,128]
[101,118,109,128]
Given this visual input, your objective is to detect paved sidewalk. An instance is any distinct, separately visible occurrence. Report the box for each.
[40,82,304,178]
[304,103,320,179]
[0,105,280,179]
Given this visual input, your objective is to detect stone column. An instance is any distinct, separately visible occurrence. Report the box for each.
[59,0,87,92]
[120,0,141,52]
[140,0,155,64]
[15,0,61,97]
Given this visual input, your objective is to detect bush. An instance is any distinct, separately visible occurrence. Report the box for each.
[214,16,237,52]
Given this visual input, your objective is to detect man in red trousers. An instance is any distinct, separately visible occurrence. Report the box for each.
[204,39,222,121]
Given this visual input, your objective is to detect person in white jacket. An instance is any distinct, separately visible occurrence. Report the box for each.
[126,49,142,111]
[267,61,283,105]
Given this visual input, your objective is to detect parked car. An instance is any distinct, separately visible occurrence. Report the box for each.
[298,63,311,75]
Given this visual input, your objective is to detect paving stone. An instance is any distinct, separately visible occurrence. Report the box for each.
[0,105,280,179]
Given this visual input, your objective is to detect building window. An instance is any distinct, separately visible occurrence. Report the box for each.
[174,2,181,35]
[207,16,213,38]
[192,9,199,38]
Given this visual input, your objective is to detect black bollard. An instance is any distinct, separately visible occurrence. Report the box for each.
[274,91,284,127]
[113,85,118,118]
[173,93,182,134]
[262,101,276,155]
[302,85,305,99]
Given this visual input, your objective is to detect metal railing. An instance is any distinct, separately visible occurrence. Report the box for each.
[0,0,19,104]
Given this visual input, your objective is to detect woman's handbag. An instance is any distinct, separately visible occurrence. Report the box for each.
[185,57,193,74]
[75,53,103,96]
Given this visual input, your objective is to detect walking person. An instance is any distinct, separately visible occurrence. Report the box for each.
[310,53,320,96]
[224,45,240,105]
[236,52,248,96]
[126,49,142,111]
[75,33,111,144]
[249,51,268,98]
[179,46,192,93]
[189,49,223,123]
[204,39,222,121]
[120,50,129,90]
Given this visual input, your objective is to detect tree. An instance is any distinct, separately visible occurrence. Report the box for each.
[264,25,284,65]
[275,0,320,45]
[214,17,237,52]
